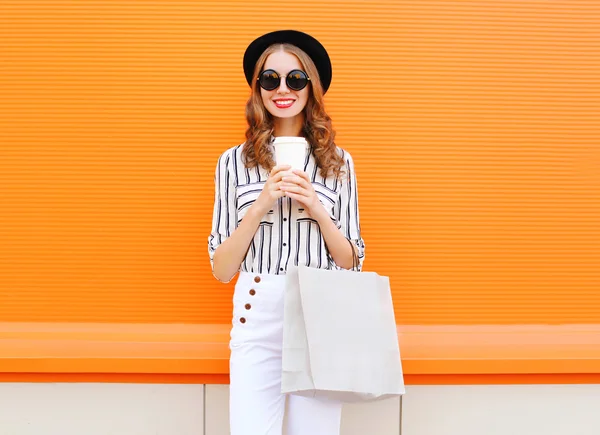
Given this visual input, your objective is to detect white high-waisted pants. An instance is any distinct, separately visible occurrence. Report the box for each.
[229,271,343,435]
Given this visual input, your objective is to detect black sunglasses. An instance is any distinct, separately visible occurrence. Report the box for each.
[257,69,311,91]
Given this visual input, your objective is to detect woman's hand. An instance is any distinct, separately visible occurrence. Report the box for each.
[252,164,291,216]
[279,169,323,217]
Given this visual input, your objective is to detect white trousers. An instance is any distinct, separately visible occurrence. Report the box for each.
[229,271,343,435]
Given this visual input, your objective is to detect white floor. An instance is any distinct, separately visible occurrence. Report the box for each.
[402,384,600,435]
[0,383,204,435]
[0,383,598,434]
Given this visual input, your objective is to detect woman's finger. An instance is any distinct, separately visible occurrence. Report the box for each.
[270,165,292,178]
[291,169,311,182]
[282,175,311,189]
[272,169,294,183]
[283,191,308,205]
[281,184,310,197]
[268,172,287,185]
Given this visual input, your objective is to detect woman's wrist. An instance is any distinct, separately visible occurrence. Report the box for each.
[247,200,269,223]
[310,202,331,224]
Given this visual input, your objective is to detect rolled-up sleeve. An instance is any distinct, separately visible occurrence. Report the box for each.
[208,150,237,275]
[335,150,366,271]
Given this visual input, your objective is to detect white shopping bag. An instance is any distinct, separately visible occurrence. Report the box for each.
[281,262,405,403]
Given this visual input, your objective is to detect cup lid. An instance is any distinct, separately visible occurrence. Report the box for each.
[272,136,308,144]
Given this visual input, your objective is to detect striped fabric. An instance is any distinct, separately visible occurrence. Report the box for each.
[208,140,365,282]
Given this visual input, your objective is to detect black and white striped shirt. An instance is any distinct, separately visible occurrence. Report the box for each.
[208,140,365,281]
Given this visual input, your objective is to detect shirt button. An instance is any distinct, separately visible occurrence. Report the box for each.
[280,268,284,271]
[249,289,256,296]
[254,276,261,283]
[283,218,287,222]
[283,243,287,247]
[245,303,251,310]
[240,317,246,324]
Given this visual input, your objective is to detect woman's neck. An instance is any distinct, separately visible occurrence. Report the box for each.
[272,114,304,137]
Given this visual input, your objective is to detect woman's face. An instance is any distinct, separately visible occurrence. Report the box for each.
[260,50,310,120]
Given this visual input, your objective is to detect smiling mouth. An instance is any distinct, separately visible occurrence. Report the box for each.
[273,100,295,109]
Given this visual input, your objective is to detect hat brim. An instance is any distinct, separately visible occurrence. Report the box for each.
[243,29,332,94]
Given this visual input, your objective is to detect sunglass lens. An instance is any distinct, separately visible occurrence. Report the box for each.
[287,70,308,90]
[259,70,279,90]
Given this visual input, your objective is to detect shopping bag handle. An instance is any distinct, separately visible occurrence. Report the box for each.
[347,238,360,271]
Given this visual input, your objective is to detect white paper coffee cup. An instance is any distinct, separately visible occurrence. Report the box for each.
[273,136,308,174]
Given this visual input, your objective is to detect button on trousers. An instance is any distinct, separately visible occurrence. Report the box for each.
[229,271,343,435]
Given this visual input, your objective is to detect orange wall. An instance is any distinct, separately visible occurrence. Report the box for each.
[1,1,598,325]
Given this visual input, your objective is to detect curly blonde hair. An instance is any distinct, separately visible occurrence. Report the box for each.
[242,43,346,181]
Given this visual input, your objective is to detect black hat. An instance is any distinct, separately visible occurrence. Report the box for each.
[243,30,332,94]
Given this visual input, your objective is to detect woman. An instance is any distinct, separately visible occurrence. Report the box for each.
[208,29,365,435]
